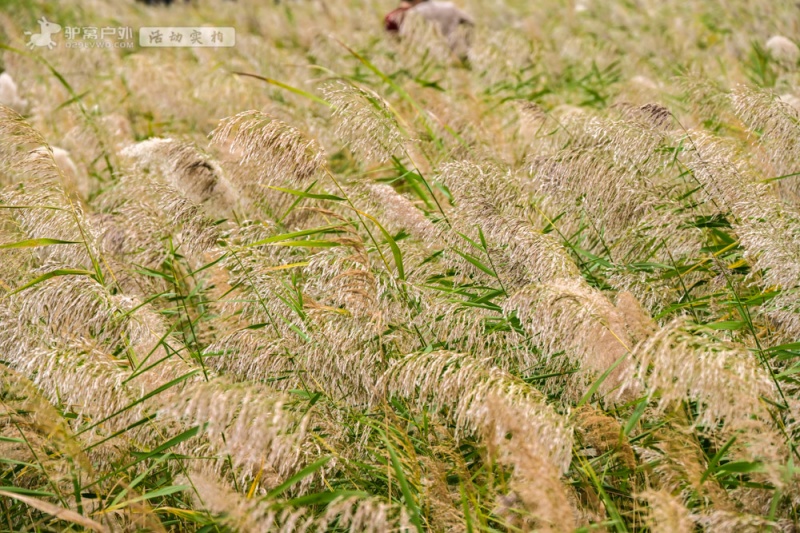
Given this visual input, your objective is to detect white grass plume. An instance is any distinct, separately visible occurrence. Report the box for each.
[211,110,325,186]
[366,184,443,249]
[639,490,693,533]
[187,472,413,532]
[162,379,311,478]
[765,35,799,65]
[323,82,406,165]
[687,133,800,291]
[122,138,240,219]
[503,278,639,402]
[0,73,28,114]
[381,350,572,471]
[634,318,774,427]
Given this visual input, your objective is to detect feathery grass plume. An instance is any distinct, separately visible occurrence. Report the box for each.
[3,330,192,446]
[0,365,94,479]
[0,105,61,181]
[731,86,800,200]
[779,93,800,113]
[639,490,693,533]
[0,217,39,291]
[0,182,99,268]
[381,351,572,470]
[458,218,573,288]
[609,102,674,131]
[483,394,577,532]
[162,379,311,478]
[437,161,579,285]
[633,318,774,427]
[1,325,286,484]
[97,171,221,261]
[614,290,659,344]
[148,177,222,254]
[303,227,393,317]
[323,82,407,165]
[121,138,240,219]
[112,293,179,360]
[63,111,132,158]
[9,275,117,348]
[531,148,652,237]
[503,278,639,401]
[88,210,179,298]
[366,184,443,250]
[211,110,325,187]
[0,341,135,431]
[214,222,306,327]
[686,134,800,292]
[0,419,64,492]
[528,113,683,252]
[409,298,528,369]
[204,329,294,386]
[4,273,176,364]
[572,405,635,470]
[695,510,778,532]
[512,102,579,160]
[0,73,28,114]
[515,101,549,131]
[187,471,413,532]
[382,352,576,529]
[0,296,199,461]
[469,29,535,90]
[186,471,312,532]
[299,311,397,405]
[438,160,521,216]
[302,236,378,319]
[765,35,800,65]
[393,11,455,68]
[582,111,673,169]
[636,424,734,511]
[320,495,414,533]
[678,75,735,130]
[0,108,102,268]
[47,146,88,202]
[0,367,165,532]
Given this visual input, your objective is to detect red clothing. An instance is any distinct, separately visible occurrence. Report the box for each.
[384,7,410,32]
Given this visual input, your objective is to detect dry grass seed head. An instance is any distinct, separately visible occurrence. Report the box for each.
[211,110,325,186]
[323,82,406,165]
[121,138,240,219]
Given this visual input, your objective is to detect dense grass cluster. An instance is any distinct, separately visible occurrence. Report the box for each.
[1,0,800,530]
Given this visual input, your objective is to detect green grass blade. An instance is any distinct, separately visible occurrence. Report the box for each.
[10,269,94,295]
[0,238,81,249]
[265,456,331,500]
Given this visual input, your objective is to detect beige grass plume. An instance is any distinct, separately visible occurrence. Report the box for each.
[211,110,325,186]
[187,472,413,532]
[0,73,28,114]
[121,138,240,219]
[323,82,407,165]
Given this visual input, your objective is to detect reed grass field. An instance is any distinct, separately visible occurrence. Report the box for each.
[1,0,800,530]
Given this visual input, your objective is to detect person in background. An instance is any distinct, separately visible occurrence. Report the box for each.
[385,0,474,52]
